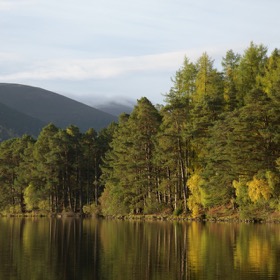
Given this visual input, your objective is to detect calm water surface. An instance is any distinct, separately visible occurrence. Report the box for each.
[0,218,280,280]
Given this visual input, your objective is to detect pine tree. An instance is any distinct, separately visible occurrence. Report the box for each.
[236,42,268,105]
[190,53,224,170]
[100,113,133,214]
[222,49,241,111]
[156,58,196,212]
[101,98,161,214]
[0,135,35,213]
[33,123,61,212]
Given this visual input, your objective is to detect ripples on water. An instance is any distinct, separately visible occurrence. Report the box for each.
[0,218,279,280]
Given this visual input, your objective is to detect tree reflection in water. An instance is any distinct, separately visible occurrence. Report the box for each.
[0,218,279,280]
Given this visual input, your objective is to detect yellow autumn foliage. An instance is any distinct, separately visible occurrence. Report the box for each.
[246,176,272,202]
[187,223,207,271]
[188,173,202,196]
[187,173,204,217]
[234,233,276,273]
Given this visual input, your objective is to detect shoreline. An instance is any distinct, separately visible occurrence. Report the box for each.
[102,213,280,223]
[1,212,280,223]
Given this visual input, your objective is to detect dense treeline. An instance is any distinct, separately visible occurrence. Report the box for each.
[0,123,117,215]
[1,42,280,219]
[100,42,280,219]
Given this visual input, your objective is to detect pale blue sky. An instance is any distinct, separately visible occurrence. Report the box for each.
[0,0,279,105]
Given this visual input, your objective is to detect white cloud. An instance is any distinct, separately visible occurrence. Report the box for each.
[0,52,180,81]
[0,47,230,82]
[0,51,22,62]
[0,0,35,11]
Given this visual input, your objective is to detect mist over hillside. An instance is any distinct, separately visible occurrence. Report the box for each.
[62,93,135,116]
[95,101,134,116]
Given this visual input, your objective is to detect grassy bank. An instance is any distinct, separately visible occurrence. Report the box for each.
[2,206,280,223]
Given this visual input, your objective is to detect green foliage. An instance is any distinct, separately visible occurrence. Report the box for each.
[0,42,280,219]
[99,187,129,215]
[38,200,51,212]
[0,122,113,215]
[236,42,268,105]
[1,204,22,215]
[24,184,40,211]
[233,179,250,206]
[101,97,161,214]
[173,207,183,216]
[82,203,100,215]
[143,196,165,214]
[222,49,240,111]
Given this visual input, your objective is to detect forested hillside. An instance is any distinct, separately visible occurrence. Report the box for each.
[0,43,280,219]
[0,101,46,140]
[0,83,117,138]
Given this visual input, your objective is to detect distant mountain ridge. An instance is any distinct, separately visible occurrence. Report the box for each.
[0,83,118,140]
[95,101,134,116]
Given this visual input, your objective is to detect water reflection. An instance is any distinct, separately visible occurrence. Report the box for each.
[0,218,280,279]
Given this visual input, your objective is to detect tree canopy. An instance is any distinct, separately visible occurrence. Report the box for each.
[0,42,279,220]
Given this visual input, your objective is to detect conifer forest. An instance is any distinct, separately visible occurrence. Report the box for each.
[1,43,280,220]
